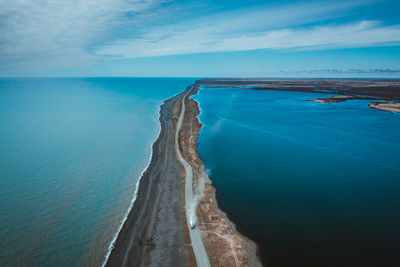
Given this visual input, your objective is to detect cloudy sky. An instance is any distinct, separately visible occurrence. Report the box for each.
[1,0,399,77]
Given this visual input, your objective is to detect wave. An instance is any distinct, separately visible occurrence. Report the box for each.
[100,115,162,267]
[101,90,188,267]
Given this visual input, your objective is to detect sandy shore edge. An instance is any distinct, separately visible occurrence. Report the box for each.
[176,83,262,266]
[369,101,400,113]
[106,82,262,267]
[106,90,194,267]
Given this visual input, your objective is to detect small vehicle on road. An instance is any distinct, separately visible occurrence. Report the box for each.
[189,217,197,229]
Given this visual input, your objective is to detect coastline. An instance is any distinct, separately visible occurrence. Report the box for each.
[105,78,399,266]
[369,101,400,113]
[101,107,163,267]
[175,78,400,266]
[106,84,261,266]
[198,79,400,113]
[106,91,193,266]
[188,78,400,266]
[178,84,262,266]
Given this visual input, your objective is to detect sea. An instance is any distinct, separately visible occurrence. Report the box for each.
[0,78,193,267]
[193,86,400,267]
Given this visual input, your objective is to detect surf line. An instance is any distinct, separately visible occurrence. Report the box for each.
[101,110,163,267]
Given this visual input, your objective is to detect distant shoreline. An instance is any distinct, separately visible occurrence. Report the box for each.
[198,78,400,113]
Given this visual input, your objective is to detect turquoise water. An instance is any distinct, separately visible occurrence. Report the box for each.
[194,87,400,267]
[0,78,193,267]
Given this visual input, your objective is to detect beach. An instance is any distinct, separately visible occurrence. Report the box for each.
[178,85,261,266]
[0,78,194,267]
[106,83,261,266]
[106,91,193,266]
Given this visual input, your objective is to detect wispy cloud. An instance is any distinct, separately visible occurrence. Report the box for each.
[1,0,399,75]
[0,0,164,69]
[95,0,396,58]
[97,20,400,58]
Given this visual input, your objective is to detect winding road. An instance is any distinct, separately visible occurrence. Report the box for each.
[175,90,211,267]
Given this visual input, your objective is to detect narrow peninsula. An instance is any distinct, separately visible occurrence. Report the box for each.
[106,78,399,267]
[106,84,261,267]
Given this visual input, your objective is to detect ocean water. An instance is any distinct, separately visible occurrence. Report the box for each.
[193,87,400,267]
[0,78,193,267]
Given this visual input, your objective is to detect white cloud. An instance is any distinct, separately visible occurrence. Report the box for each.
[97,19,400,58]
[0,0,163,69]
[95,0,400,59]
[1,0,398,73]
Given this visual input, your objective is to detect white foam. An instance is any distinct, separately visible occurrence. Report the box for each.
[101,91,188,267]
[101,114,162,267]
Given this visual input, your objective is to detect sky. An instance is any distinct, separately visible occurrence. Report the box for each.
[0,0,399,77]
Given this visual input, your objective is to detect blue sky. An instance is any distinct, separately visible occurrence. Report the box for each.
[0,0,399,77]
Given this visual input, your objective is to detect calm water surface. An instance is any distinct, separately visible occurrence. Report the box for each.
[194,87,400,267]
[0,78,193,266]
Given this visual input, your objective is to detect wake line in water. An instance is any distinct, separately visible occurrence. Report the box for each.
[101,118,162,267]
[218,116,300,143]
[217,116,390,167]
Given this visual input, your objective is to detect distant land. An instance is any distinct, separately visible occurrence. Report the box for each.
[199,79,400,113]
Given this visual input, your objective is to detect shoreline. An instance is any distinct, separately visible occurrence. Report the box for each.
[176,78,400,266]
[101,90,191,266]
[178,84,262,266]
[369,101,400,113]
[105,83,261,266]
[192,93,264,263]
[174,89,211,266]
[101,113,162,267]
[105,78,399,266]
[198,78,400,113]
[106,91,193,266]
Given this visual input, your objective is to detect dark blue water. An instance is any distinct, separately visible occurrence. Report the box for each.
[0,78,193,267]
[193,87,400,267]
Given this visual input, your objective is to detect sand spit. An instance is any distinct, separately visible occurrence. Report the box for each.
[106,85,260,267]
[312,95,351,103]
[106,92,194,267]
[175,84,262,267]
[106,78,399,267]
[312,96,400,113]
[369,101,400,113]
[311,95,372,103]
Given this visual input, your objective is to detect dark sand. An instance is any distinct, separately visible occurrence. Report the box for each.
[106,91,193,267]
[106,84,260,267]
